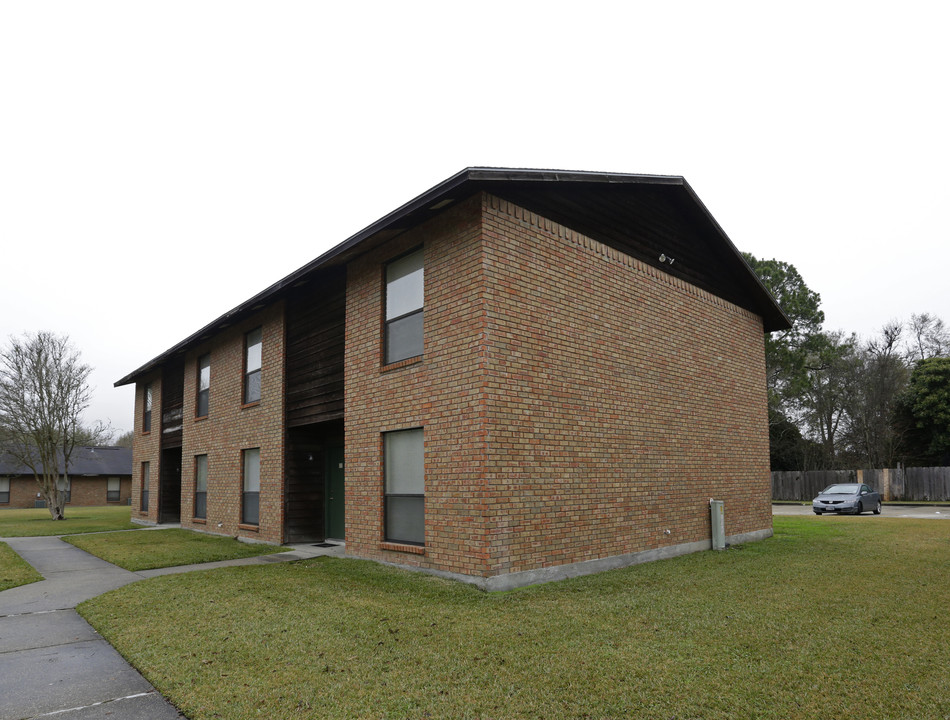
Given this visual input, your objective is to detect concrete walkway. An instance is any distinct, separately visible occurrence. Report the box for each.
[0,534,344,720]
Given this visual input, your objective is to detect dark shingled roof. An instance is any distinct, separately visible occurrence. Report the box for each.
[0,446,132,476]
[116,167,791,387]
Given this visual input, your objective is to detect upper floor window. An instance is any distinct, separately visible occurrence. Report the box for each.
[196,353,210,418]
[244,328,262,405]
[385,248,424,364]
[143,383,152,433]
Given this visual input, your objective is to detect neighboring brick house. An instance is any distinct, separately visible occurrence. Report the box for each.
[0,446,133,509]
[116,168,789,590]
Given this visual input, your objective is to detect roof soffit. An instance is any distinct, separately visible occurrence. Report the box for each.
[116,168,789,386]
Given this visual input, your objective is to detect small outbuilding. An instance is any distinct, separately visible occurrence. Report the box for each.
[0,446,133,509]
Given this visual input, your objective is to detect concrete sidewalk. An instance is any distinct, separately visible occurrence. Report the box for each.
[0,534,344,719]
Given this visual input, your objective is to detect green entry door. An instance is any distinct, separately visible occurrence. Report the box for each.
[325,447,345,540]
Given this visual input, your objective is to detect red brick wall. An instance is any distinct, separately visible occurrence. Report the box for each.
[131,304,286,543]
[344,192,770,581]
[179,304,286,544]
[345,195,493,575]
[480,196,771,575]
[132,373,162,522]
[1,476,131,508]
[3,477,46,508]
[68,476,132,507]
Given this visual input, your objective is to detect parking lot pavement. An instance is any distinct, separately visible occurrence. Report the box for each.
[773,503,950,519]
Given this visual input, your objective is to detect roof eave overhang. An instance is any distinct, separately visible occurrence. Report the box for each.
[678,180,792,332]
[115,167,790,387]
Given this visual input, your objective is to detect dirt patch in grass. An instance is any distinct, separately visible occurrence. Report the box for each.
[78,517,950,719]
[65,528,289,571]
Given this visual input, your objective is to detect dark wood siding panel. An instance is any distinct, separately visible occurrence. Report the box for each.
[283,421,343,543]
[158,447,182,523]
[284,435,326,543]
[285,268,346,428]
[160,363,184,449]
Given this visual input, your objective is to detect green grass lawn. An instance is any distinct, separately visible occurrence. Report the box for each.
[64,528,289,571]
[78,516,950,719]
[0,541,43,591]
[0,505,140,537]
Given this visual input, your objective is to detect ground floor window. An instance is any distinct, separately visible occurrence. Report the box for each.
[384,428,424,545]
[141,462,150,511]
[242,448,260,525]
[0,477,8,504]
[107,476,120,502]
[194,455,208,519]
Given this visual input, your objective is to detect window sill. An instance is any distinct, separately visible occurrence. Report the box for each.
[381,541,425,555]
[238,523,260,532]
[195,415,208,422]
[381,356,423,373]
[241,401,261,410]
[192,517,207,524]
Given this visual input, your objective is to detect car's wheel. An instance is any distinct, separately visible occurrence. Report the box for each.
[814,510,822,515]
[874,500,882,515]
[854,501,863,515]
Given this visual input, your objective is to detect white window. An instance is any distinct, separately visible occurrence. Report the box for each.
[244,329,262,404]
[197,354,210,417]
[384,428,424,544]
[242,448,260,525]
[141,462,150,511]
[107,476,120,502]
[143,383,152,433]
[385,249,424,363]
[195,455,208,519]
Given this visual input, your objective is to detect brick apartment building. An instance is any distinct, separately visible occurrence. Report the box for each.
[116,168,789,590]
[0,446,133,508]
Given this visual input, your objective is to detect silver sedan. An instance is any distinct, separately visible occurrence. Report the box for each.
[813,483,882,515]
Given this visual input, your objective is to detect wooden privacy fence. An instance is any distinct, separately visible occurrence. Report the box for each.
[772,467,950,502]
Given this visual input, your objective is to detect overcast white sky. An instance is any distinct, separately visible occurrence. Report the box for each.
[2,1,948,434]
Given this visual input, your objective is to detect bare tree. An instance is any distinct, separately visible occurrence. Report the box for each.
[0,332,105,520]
[906,313,950,362]
[75,422,114,446]
[866,319,903,359]
[113,430,134,448]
